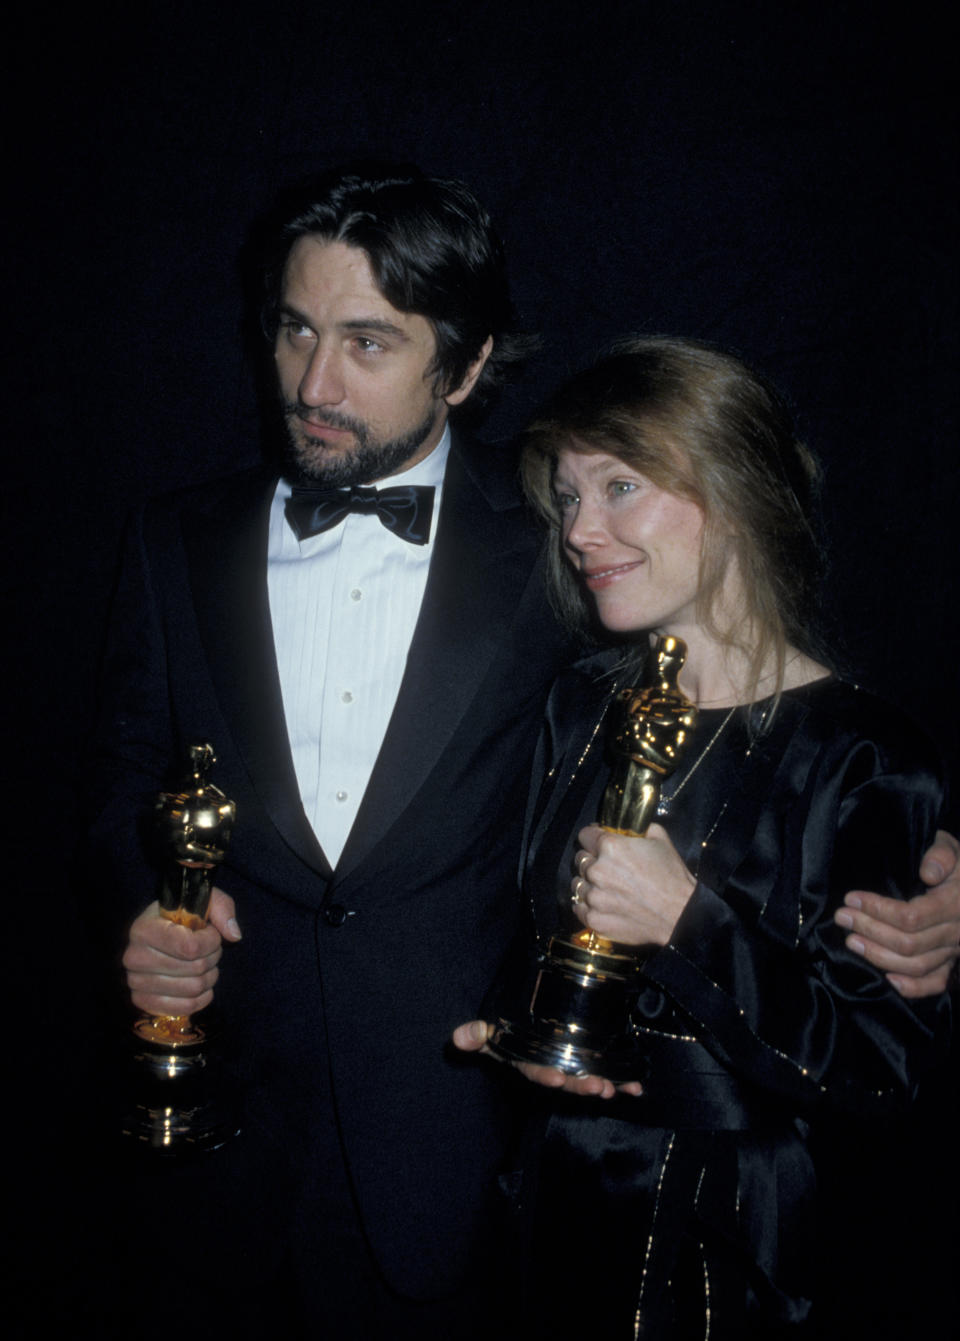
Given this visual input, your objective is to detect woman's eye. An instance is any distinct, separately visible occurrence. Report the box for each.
[610,480,637,497]
[554,491,579,510]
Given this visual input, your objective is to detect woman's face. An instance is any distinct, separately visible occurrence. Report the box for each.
[554,446,705,637]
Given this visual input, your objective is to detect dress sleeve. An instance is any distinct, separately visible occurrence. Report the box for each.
[641,693,950,1118]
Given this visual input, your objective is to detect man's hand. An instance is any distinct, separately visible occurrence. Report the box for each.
[123,887,242,1015]
[834,830,960,998]
[451,1020,642,1099]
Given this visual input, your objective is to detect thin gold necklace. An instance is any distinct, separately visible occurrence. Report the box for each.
[655,704,738,817]
[692,702,769,875]
[693,653,801,706]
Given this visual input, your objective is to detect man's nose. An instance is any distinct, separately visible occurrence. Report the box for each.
[299,346,345,407]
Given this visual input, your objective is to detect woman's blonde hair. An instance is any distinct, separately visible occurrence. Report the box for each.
[521,337,827,703]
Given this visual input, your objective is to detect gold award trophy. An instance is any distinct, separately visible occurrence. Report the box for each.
[124,743,239,1153]
[490,636,697,1080]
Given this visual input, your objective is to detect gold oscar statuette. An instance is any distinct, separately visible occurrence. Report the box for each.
[123,743,239,1153]
[489,636,697,1079]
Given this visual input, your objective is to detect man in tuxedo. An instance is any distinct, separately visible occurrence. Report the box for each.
[97,166,574,1337]
[103,165,959,1337]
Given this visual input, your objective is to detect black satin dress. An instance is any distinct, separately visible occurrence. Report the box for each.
[511,659,949,1340]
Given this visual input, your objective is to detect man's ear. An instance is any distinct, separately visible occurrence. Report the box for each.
[444,336,494,408]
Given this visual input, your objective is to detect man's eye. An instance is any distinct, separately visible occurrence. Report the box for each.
[353,336,384,354]
[280,319,314,341]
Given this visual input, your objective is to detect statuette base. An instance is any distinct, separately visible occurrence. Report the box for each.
[488,933,644,1083]
[123,1035,240,1156]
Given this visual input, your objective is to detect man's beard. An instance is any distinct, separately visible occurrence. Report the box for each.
[280,403,439,488]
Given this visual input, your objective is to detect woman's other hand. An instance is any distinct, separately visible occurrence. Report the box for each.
[451,1020,642,1099]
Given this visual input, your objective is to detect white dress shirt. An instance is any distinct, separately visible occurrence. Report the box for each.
[267,428,450,866]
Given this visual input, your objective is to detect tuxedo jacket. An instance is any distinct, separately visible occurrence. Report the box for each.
[91,433,576,1298]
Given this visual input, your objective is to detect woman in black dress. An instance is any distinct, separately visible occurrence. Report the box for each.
[459,338,949,1338]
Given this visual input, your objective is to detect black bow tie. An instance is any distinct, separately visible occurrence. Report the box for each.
[285,484,435,546]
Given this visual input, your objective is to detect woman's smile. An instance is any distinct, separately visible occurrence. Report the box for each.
[582,558,647,589]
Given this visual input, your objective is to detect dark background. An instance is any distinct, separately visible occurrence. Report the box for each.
[6,2,957,1335]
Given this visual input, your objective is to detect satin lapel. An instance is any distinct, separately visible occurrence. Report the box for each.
[179,471,331,877]
[333,442,533,880]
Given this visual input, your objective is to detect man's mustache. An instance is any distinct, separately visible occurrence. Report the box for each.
[282,402,365,437]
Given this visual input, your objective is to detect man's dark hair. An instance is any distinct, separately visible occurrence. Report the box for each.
[262,163,534,405]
